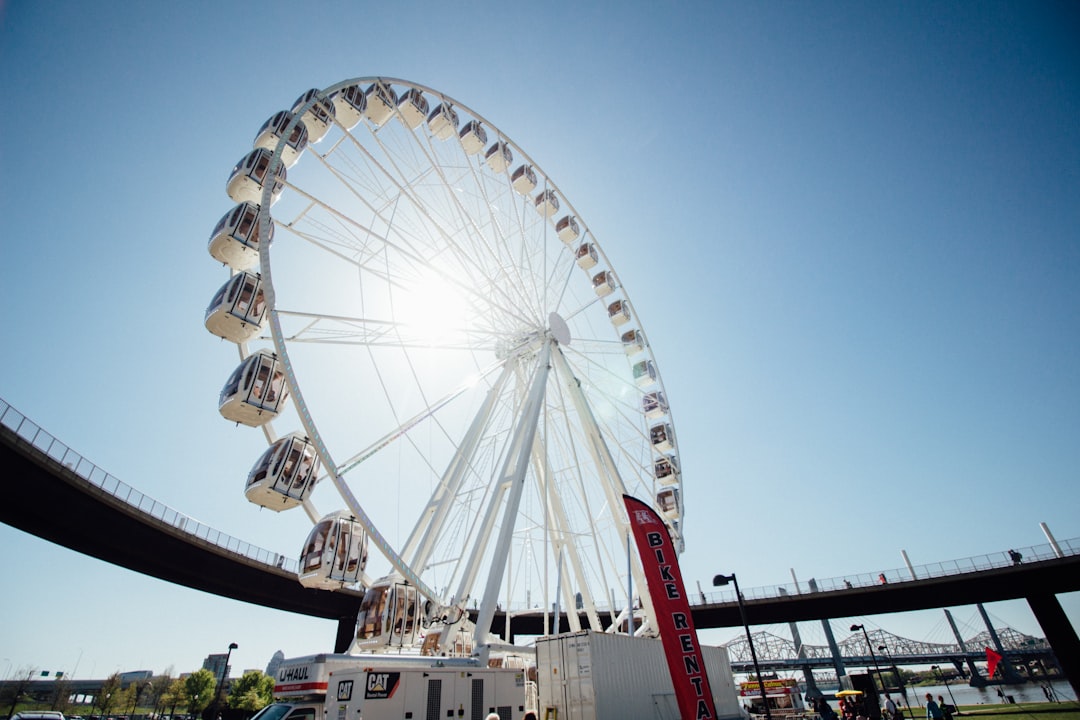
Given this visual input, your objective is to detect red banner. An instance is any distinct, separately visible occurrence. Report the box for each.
[986,647,1003,678]
[624,494,717,720]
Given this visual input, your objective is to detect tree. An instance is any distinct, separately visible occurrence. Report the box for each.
[51,675,73,714]
[97,673,123,718]
[162,678,189,719]
[148,671,174,718]
[3,666,38,718]
[185,669,216,717]
[226,672,274,712]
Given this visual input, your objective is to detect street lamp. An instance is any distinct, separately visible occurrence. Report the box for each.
[879,644,912,718]
[715,573,772,720]
[930,666,959,715]
[213,642,238,720]
[850,625,885,698]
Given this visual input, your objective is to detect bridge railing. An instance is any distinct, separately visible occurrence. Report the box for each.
[0,398,300,575]
[701,536,1078,606]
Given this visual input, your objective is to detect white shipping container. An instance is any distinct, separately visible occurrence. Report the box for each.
[536,631,742,720]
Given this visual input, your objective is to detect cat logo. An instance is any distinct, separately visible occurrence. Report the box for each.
[336,680,353,701]
[364,671,401,700]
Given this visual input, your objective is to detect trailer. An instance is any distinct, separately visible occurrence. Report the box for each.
[738,678,807,717]
[535,631,743,720]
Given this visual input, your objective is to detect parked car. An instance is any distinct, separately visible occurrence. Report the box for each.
[13,713,66,720]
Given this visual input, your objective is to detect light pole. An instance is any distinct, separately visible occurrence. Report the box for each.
[851,624,885,708]
[878,644,912,718]
[930,666,959,715]
[715,573,772,720]
[213,642,238,720]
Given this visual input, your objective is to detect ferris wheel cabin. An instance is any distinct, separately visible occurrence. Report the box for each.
[535,189,560,218]
[592,269,616,297]
[204,271,267,344]
[227,148,286,206]
[607,298,631,327]
[208,201,272,271]
[621,328,646,355]
[291,89,335,143]
[650,422,675,452]
[654,455,680,486]
[656,487,680,519]
[331,84,367,130]
[642,390,668,419]
[218,349,289,426]
[633,359,658,388]
[575,242,598,270]
[298,511,369,590]
[511,164,537,195]
[397,88,430,129]
[427,103,459,140]
[364,81,398,126]
[352,577,424,652]
[459,120,487,155]
[485,141,513,173]
[556,215,580,244]
[253,110,308,168]
[245,432,320,511]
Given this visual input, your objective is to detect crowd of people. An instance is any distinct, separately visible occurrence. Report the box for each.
[804,692,957,720]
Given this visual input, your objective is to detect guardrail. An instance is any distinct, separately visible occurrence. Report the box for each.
[700,539,1078,606]
[0,397,299,574]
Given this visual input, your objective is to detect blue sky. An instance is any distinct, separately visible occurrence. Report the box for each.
[1,1,1077,679]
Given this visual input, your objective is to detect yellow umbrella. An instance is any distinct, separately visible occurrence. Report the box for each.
[835,691,864,697]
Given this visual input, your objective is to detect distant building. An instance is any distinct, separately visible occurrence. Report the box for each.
[265,651,285,679]
[203,653,232,681]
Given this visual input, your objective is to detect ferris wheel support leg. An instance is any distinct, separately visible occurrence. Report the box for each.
[529,434,603,632]
[550,346,657,635]
[459,342,553,657]
[401,362,514,575]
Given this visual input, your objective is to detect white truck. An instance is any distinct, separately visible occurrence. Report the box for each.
[329,663,530,720]
[252,652,532,720]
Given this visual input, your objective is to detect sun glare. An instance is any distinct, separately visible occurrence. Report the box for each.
[393,269,471,344]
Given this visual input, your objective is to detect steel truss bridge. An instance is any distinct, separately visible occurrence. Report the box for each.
[723,626,1055,672]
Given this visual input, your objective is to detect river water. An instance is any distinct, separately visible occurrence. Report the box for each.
[832,681,1076,707]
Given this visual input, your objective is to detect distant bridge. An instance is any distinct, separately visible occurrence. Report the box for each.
[722,625,1056,673]
[2,396,1078,696]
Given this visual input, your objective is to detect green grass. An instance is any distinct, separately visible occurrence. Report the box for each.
[897,703,1080,720]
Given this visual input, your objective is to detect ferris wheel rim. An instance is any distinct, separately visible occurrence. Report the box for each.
[240,76,682,631]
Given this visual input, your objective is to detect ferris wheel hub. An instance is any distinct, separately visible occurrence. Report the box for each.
[548,312,571,346]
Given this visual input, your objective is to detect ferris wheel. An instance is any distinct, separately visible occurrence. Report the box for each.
[203,77,684,653]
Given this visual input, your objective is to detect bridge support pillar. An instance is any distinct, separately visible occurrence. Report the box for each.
[1027,593,1080,700]
[335,614,355,653]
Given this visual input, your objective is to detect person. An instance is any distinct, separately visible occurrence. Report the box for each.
[938,696,953,720]
[845,580,854,589]
[884,695,899,720]
[816,697,838,720]
[1009,549,1023,565]
[926,694,943,720]
[879,573,888,584]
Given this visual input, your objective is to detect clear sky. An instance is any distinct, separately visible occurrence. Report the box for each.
[1,1,1078,680]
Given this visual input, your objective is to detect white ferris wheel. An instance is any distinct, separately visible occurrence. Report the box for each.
[204,77,684,655]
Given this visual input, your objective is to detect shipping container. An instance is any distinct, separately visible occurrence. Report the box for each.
[535,631,742,720]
